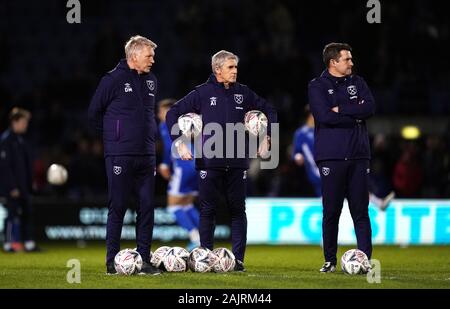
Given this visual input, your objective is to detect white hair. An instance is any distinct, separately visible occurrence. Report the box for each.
[124,35,157,60]
[211,50,239,72]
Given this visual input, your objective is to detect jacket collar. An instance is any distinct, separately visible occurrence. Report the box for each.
[117,59,130,71]
[207,74,236,89]
[321,69,352,84]
[116,59,149,76]
[2,129,20,141]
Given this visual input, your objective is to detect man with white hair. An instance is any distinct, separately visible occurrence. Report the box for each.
[166,50,277,271]
[88,35,161,275]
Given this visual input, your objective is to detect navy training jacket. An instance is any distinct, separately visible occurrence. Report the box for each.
[88,59,157,160]
[308,70,375,162]
[0,129,33,197]
[166,74,277,170]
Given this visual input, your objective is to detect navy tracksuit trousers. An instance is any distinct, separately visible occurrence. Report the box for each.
[318,159,372,264]
[198,168,247,262]
[4,196,33,243]
[105,156,155,264]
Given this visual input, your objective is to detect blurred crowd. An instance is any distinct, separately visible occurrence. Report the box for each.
[1,0,449,199]
[255,132,450,198]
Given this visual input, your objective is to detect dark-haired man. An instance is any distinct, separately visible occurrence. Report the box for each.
[309,43,375,272]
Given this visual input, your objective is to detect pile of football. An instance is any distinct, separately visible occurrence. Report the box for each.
[150,246,236,273]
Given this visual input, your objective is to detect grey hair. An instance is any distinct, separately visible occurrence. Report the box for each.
[124,35,157,60]
[211,50,239,72]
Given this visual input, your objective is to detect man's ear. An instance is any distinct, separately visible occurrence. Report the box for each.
[132,54,137,63]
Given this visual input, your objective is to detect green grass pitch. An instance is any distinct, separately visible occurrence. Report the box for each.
[1,242,449,289]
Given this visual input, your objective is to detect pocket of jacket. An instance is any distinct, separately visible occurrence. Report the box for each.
[115,120,120,141]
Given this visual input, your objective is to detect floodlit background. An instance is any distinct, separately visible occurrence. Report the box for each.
[0,0,449,245]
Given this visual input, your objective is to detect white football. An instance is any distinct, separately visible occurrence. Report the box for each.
[188,247,219,273]
[163,247,189,272]
[341,249,371,275]
[168,246,190,260]
[244,110,268,136]
[164,255,187,272]
[178,113,202,137]
[114,248,143,275]
[47,164,68,185]
[150,246,171,270]
[212,248,236,272]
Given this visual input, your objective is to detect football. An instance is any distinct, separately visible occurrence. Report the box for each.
[244,110,268,136]
[212,248,236,272]
[150,246,171,270]
[178,113,202,137]
[163,247,189,272]
[47,164,68,185]
[341,249,371,275]
[188,247,219,273]
[114,248,143,275]
[164,254,187,272]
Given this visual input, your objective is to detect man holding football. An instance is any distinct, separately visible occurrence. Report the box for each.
[309,43,375,273]
[88,35,161,275]
[166,50,277,271]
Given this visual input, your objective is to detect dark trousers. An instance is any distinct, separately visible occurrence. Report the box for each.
[105,156,155,264]
[318,159,372,264]
[198,168,247,262]
[4,196,33,243]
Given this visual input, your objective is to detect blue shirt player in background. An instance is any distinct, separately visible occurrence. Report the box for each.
[292,105,321,197]
[157,99,200,251]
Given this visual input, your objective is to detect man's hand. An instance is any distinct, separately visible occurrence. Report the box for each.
[158,164,171,180]
[176,140,193,160]
[332,106,339,113]
[257,136,271,158]
[294,153,305,166]
[10,188,20,198]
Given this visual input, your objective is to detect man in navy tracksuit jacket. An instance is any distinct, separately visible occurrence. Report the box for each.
[0,108,38,252]
[309,43,375,273]
[166,50,277,271]
[88,35,160,275]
